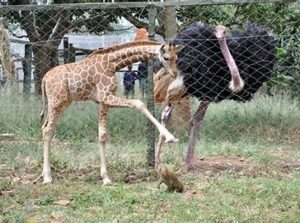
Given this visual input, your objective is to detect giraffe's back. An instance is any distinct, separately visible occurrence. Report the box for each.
[43,57,117,103]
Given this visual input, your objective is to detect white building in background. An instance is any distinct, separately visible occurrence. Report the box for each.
[2,14,164,92]
[8,30,138,92]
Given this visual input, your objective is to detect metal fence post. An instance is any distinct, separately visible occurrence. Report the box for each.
[146,5,157,167]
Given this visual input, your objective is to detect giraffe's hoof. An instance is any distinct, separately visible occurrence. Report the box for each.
[165,136,179,143]
[42,177,53,184]
[103,178,112,186]
[32,174,43,184]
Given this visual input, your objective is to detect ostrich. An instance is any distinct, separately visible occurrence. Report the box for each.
[154,22,276,168]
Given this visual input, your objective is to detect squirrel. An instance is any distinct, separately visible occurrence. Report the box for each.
[156,163,184,193]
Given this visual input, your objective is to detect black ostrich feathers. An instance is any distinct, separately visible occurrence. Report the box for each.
[172,22,276,102]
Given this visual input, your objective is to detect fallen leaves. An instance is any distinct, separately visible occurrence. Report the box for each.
[0,163,7,169]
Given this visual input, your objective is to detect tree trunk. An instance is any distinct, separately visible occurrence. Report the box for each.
[50,47,59,67]
[22,44,32,96]
[0,21,15,90]
[164,0,177,40]
[32,45,52,94]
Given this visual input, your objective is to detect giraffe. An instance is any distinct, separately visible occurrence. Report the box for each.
[134,28,148,41]
[38,40,185,185]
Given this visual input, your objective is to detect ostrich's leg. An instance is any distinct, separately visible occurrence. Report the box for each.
[155,104,174,168]
[186,101,209,168]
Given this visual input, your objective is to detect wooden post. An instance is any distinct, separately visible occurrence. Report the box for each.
[63,37,69,64]
[68,43,76,63]
[22,44,32,96]
[63,37,76,64]
[146,5,157,167]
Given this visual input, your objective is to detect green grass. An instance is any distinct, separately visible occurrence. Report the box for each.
[0,140,299,222]
[0,93,299,222]
[0,93,299,144]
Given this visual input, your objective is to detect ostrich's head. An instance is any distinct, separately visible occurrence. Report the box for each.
[158,43,185,78]
[214,25,227,39]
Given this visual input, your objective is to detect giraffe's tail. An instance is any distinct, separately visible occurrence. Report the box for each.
[40,79,46,124]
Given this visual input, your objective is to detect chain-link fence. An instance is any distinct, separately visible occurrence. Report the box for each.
[0,1,299,166]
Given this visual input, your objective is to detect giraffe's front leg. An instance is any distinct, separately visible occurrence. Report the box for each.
[98,104,112,185]
[42,142,52,184]
[155,104,174,168]
[102,94,178,143]
[130,99,178,143]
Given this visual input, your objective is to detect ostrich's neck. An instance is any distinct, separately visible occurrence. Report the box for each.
[218,37,241,86]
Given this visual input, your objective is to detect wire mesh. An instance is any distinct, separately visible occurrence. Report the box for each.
[0,1,299,163]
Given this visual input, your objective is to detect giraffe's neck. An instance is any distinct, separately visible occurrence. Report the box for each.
[115,53,155,71]
[110,44,161,71]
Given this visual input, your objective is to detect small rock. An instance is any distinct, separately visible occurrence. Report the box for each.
[239,158,245,162]
[1,190,14,197]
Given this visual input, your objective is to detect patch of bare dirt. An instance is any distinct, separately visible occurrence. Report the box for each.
[286,131,300,145]
[1,155,299,188]
[183,156,300,179]
[124,168,156,183]
[189,156,247,173]
[277,161,300,170]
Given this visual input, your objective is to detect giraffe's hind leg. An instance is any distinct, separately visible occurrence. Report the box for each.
[41,109,59,184]
[41,101,68,184]
[98,103,112,185]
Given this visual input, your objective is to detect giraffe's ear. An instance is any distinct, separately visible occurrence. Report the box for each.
[175,45,185,53]
[159,44,166,56]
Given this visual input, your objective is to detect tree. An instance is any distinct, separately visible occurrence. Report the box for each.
[4,0,173,94]
[0,20,15,89]
[5,0,118,94]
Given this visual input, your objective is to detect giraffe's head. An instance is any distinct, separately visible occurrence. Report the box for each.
[158,43,185,78]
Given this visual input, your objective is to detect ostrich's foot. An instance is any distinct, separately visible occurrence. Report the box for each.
[185,159,198,171]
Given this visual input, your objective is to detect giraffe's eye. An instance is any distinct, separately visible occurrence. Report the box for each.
[163,55,169,60]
